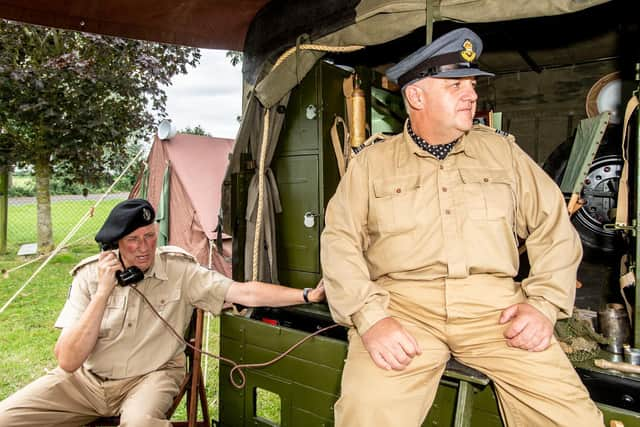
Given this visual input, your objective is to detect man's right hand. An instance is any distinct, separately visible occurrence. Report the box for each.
[361,317,421,371]
[97,251,122,297]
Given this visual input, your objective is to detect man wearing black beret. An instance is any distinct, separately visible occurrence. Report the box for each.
[0,198,324,426]
[321,28,602,426]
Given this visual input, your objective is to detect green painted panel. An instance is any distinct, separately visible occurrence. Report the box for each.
[275,155,320,273]
[599,403,640,425]
[278,268,322,289]
[221,314,347,369]
[277,67,319,155]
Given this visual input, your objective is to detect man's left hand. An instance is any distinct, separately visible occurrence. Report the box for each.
[499,303,553,351]
[307,279,325,303]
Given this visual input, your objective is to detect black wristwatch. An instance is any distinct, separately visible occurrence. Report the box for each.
[302,287,312,304]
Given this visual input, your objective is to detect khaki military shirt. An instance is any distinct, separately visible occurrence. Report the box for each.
[55,246,233,379]
[321,123,582,334]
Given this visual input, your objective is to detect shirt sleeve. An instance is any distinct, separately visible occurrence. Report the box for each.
[54,268,93,329]
[184,263,233,315]
[321,156,390,334]
[512,141,582,323]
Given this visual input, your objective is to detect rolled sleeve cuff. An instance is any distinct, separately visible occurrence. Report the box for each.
[351,304,389,335]
[208,272,234,315]
[526,298,559,324]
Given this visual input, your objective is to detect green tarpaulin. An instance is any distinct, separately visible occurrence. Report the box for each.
[560,112,611,195]
[156,163,171,246]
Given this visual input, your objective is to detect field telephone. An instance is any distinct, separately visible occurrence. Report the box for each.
[99,242,144,286]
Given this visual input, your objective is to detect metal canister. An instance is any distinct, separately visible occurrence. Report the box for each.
[598,303,631,354]
[624,346,640,365]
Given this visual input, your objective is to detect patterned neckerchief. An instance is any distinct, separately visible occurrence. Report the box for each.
[407,121,457,160]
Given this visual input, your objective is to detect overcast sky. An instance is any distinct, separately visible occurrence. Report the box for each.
[162,49,243,139]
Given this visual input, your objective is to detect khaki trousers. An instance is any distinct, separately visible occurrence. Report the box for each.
[335,277,604,427]
[0,358,184,427]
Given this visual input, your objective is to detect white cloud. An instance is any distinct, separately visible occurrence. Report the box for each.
[163,49,243,139]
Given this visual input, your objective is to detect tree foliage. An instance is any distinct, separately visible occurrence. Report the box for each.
[0,19,200,179]
[180,125,211,136]
[0,20,200,251]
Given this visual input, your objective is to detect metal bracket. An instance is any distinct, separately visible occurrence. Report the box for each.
[604,219,637,236]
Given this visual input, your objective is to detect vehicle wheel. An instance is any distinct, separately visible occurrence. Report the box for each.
[542,126,624,261]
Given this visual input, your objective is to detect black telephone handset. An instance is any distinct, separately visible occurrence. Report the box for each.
[100,243,145,286]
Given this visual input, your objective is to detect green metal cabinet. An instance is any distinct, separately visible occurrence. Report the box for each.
[273,61,348,289]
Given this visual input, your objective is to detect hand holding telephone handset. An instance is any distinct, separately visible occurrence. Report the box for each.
[99,242,144,286]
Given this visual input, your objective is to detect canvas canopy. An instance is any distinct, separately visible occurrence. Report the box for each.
[0,0,610,53]
[131,134,233,276]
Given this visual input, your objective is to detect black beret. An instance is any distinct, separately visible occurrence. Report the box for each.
[95,199,155,248]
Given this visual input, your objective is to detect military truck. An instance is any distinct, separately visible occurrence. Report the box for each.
[1,1,638,425]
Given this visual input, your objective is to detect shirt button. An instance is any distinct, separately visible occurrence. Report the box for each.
[127,322,133,328]
[160,299,166,304]
[442,187,447,192]
[440,165,444,170]
[395,188,401,194]
[483,178,489,182]
[445,209,451,215]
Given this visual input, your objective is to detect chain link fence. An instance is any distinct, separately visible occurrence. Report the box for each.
[5,192,128,254]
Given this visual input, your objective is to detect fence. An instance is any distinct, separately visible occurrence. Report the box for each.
[4,192,128,254]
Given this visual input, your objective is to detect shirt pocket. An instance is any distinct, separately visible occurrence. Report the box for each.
[99,294,127,340]
[371,175,421,234]
[459,168,515,222]
[149,286,182,315]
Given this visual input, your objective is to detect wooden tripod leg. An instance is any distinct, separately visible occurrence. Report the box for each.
[188,309,206,427]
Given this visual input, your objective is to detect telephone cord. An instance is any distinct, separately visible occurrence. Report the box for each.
[130,285,339,389]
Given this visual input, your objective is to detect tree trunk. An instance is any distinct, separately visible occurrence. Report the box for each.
[34,153,54,253]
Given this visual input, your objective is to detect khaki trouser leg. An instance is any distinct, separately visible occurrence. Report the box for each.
[449,312,604,427]
[0,367,106,426]
[335,320,450,427]
[113,362,184,427]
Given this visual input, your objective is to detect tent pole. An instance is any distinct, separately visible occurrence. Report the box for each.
[0,161,7,254]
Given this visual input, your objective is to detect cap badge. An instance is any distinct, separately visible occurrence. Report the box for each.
[142,207,152,221]
[460,39,476,63]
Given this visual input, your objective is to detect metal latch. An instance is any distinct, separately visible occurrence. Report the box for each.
[304,212,319,228]
[604,219,638,236]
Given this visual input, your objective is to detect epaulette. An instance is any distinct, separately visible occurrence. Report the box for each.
[158,245,198,263]
[494,128,511,138]
[352,132,393,155]
[70,253,100,276]
[475,123,512,139]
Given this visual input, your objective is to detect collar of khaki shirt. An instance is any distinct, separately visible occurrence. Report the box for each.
[144,250,169,281]
[399,119,479,168]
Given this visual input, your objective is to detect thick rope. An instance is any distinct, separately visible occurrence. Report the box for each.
[0,149,145,314]
[251,43,365,281]
[274,44,364,69]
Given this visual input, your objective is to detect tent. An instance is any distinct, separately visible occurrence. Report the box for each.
[130,133,234,275]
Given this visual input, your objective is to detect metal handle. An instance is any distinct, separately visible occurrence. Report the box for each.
[304,212,319,228]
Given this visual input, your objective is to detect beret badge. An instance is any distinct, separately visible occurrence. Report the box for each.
[142,207,152,222]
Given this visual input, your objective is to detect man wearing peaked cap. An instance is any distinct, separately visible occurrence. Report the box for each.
[322,28,602,426]
[0,199,325,426]
[386,27,494,86]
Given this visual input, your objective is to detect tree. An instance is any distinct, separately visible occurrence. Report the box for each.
[180,125,211,136]
[226,50,243,67]
[0,20,200,252]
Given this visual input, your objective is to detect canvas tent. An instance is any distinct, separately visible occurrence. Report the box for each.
[130,133,233,276]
